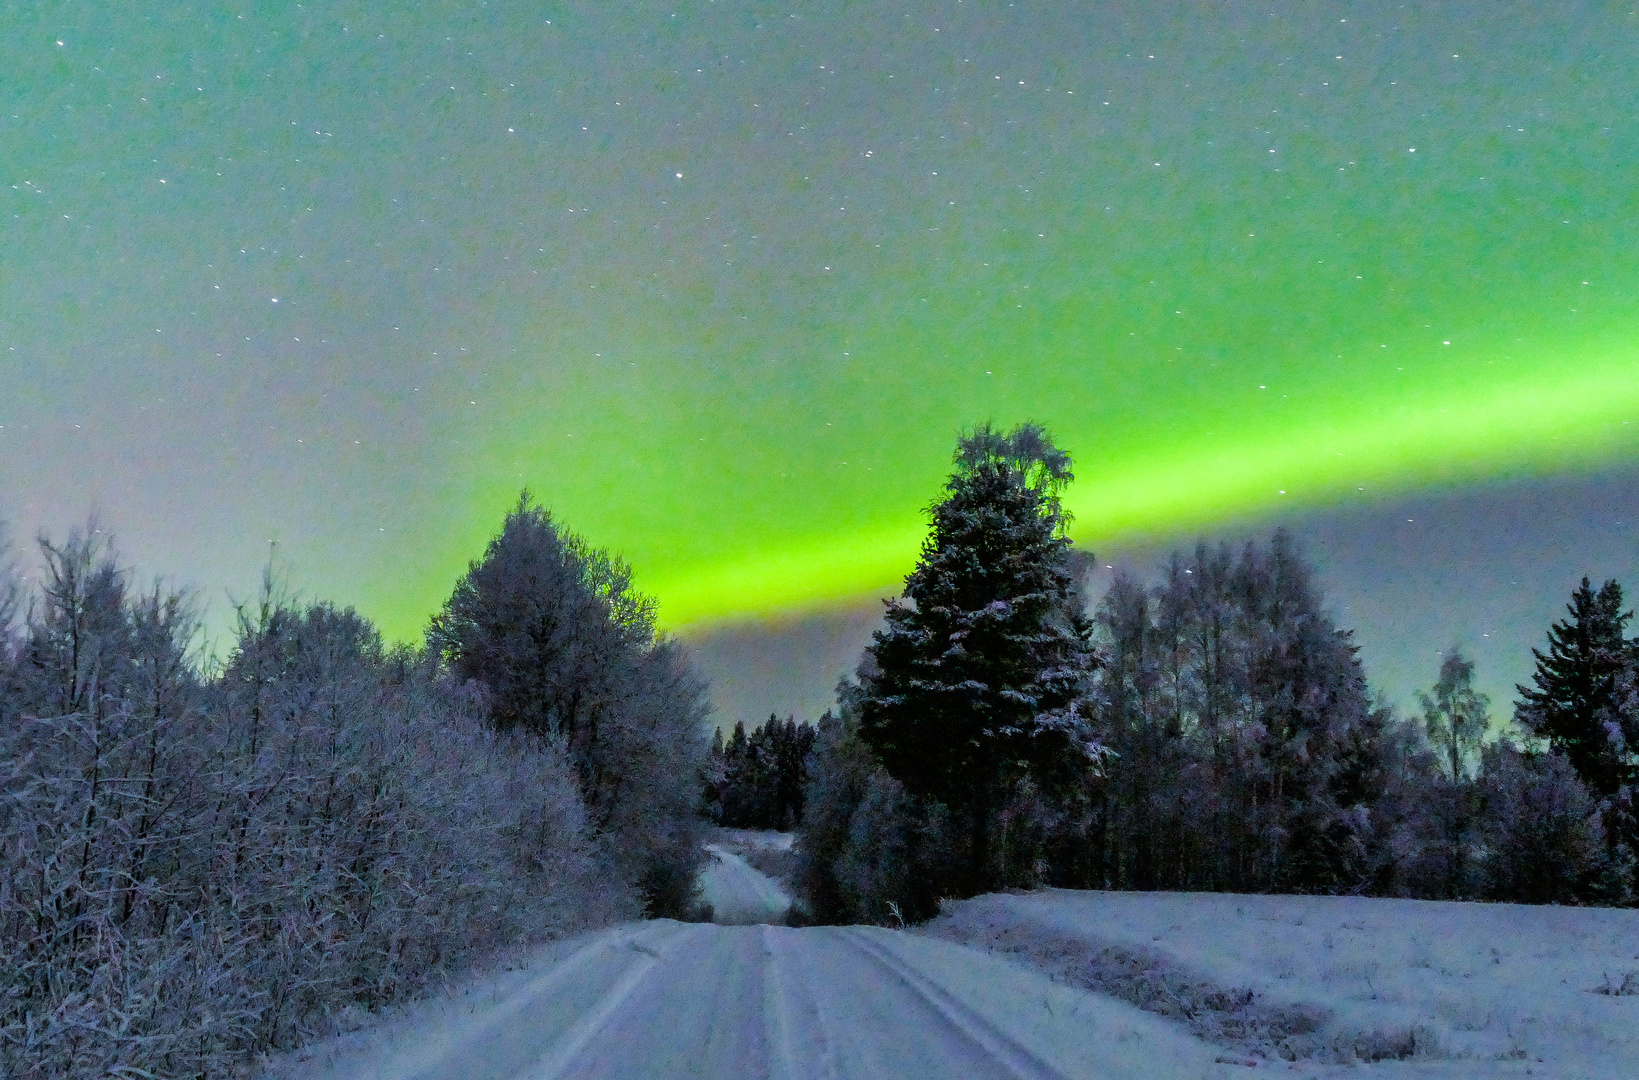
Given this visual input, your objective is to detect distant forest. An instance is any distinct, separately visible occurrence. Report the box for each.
[3,426,1636,1077]
[782,425,1638,924]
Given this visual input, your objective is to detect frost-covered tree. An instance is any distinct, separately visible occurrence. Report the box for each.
[794,699,951,924]
[1088,532,1394,895]
[0,526,625,1078]
[1516,577,1635,797]
[856,423,1105,895]
[1420,647,1490,783]
[1476,743,1611,904]
[428,492,709,916]
[0,522,21,646]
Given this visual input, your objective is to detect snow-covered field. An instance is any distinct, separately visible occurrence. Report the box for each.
[924,890,1639,1079]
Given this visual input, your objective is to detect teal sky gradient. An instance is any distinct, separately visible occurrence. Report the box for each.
[2,2,1636,668]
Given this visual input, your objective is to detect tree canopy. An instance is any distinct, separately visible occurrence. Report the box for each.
[855,423,1103,894]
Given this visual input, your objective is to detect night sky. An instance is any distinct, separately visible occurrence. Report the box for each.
[5,2,1637,721]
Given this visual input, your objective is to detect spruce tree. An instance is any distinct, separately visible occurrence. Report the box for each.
[856,423,1103,895]
[1516,578,1634,797]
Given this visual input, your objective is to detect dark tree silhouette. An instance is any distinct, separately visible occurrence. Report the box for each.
[856,423,1104,895]
[1516,577,1635,798]
[703,715,817,830]
[428,492,709,916]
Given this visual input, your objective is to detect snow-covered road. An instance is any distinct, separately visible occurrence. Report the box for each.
[697,843,792,925]
[282,919,1224,1080]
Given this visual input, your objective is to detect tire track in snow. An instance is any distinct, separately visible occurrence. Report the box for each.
[838,928,1073,1080]
[521,924,712,1080]
[377,922,692,1080]
[762,925,842,1080]
[280,920,1227,1080]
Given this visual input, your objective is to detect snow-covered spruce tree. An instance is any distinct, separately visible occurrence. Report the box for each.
[855,423,1106,897]
[1516,577,1639,901]
[1516,577,1636,799]
[428,492,710,917]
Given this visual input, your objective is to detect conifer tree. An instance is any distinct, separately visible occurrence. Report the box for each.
[1516,578,1635,797]
[705,715,816,829]
[856,423,1104,895]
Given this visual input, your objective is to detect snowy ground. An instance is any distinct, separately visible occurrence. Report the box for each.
[261,851,1638,1080]
[699,842,793,925]
[923,890,1639,1079]
[710,828,795,854]
[263,919,1229,1079]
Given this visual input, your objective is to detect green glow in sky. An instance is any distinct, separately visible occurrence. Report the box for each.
[3,2,1636,643]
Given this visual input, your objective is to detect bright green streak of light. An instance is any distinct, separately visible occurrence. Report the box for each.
[363,303,1639,641]
[333,7,1639,644]
[639,345,1639,629]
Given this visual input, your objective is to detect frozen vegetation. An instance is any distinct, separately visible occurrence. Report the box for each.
[925,889,1639,1077]
[0,504,708,1078]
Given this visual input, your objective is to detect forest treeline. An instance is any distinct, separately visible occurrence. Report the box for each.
[785,424,1639,924]
[0,496,707,1079]
[4,426,1636,1075]
[702,716,815,831]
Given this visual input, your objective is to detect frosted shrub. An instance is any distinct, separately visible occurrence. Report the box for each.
[1475,743,1607,904]
[0,533,622,1079]
[795,710,950,924]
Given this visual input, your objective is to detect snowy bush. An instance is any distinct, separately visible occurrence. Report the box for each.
[0,530,629,1078]
[794,709,951,924]
[1474,742,1612,904]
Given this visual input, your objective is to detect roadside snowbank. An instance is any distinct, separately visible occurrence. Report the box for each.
[922,890,1639,1078]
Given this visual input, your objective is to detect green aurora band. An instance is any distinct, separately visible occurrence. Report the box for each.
[396,276,1639,636]
[412,130,1639,635]
[5,2,1636,643]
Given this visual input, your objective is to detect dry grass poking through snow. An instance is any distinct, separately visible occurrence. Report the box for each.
[921,890,1639,1077]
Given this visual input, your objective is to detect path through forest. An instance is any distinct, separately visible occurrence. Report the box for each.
[286,920,1225,1080]
[275,852,1224,1080]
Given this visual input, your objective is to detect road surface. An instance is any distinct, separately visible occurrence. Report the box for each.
[284,919,1225,1080]
[697,843,792,925]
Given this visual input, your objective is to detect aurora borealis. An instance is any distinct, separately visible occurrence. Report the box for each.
[4,2,1637,715]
